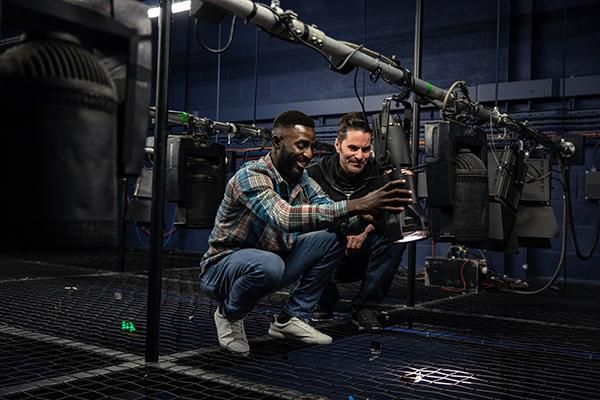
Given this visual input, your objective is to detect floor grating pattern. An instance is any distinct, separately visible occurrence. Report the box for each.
[1,251,599,399]
[0,333,118,388]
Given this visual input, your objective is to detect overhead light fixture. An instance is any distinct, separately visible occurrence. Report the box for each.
[147,0,191,18]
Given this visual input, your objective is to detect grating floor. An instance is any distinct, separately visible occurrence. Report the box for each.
[1,251,599,399]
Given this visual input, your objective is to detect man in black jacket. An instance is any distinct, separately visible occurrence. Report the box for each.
[307,112,406,331]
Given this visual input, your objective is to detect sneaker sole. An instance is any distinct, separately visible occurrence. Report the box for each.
[219,344,250,356]
[267,328,286,339]
[268,328,332,345]
[311,317,334,322]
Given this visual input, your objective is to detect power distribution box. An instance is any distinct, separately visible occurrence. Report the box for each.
[424,257,487,292]
[585,170,600,201]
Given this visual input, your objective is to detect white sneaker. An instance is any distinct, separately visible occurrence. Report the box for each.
[268,316,332,344]
[214,309,249,355]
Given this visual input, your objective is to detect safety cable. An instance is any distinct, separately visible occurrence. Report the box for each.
[353,67,368,123]
[194,15,237,54]
[282,17,366,73]
[336,45,365,71]
[524,162,555,183]
[281,18,339,69]
[340,40,396,66]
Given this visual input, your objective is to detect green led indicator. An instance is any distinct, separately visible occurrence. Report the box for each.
[180,112,189,125]
[426,82,433,94]
[121,320,136,333]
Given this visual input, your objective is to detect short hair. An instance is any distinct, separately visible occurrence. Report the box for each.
[337,112,371,141]
[273,110,315,135]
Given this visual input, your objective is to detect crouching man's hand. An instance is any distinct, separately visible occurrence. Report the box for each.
[347,179,412,215]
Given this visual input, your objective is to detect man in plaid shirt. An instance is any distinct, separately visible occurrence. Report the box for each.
[200,110,411,355]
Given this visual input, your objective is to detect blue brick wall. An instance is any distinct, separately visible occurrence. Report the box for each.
[164,0,600,117]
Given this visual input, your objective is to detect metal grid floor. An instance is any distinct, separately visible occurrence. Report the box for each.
[1,252,599,400]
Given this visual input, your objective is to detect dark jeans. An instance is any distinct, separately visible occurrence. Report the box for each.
[200,229,344,321]
[318,231,405,312]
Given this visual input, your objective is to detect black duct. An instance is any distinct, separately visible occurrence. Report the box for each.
[0,32,119,249]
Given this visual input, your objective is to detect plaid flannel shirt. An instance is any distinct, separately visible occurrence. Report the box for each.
[200,153,349,274]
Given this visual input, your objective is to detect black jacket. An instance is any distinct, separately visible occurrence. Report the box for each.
[307,154,382,201]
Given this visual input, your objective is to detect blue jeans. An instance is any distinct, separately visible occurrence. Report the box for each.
[200,229,344,321]
[319,231,405,311]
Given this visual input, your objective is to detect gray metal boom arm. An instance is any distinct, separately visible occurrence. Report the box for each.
[202,0,560,151]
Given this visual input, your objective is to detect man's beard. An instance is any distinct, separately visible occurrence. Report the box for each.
[282,152,305,182]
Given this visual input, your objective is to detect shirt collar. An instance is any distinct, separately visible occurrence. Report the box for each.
[265,153,286,185]
[265,152,308,199]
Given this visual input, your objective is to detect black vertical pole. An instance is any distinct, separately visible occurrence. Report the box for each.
[184,12,192,113]
[118,176,127,272]
[252,27,260,125]
[407,0,423,307]
[494,0,501,108]
[146,0,172,363]
[561,2,568,292]
[216,23,222,120]
[563,166,569,291]
[362,0,367,104]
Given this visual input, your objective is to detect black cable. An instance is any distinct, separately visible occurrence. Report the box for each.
[194,16,237,54]
[335,45,365,71]
[441,80,469,121]
[279,14,385,76]
[509,157,600,295]
[282,19,366,73]
[524,163,557,184]
[353,67,368,123]
[276,8,404,108]
[525,169,553,183]
[282,19,338,68]
[525,160,542,176]
[341,41,396,66]
[508,161,569,295]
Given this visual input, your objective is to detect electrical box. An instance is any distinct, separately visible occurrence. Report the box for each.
[585,170,600,201]
[424,257,487,292]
